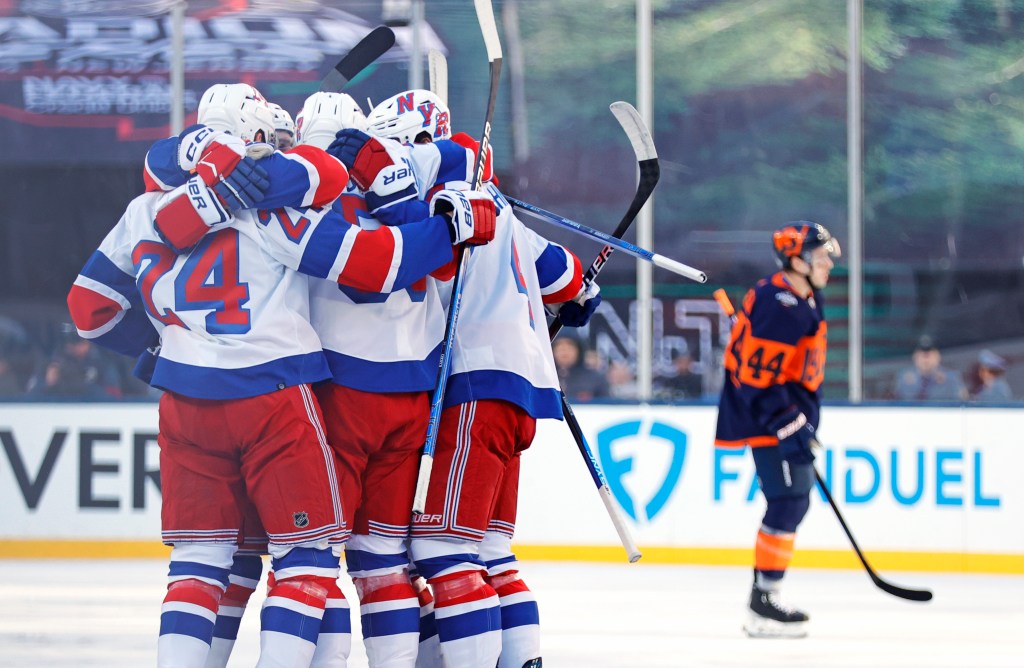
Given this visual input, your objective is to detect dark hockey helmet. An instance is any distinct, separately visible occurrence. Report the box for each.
[772,222,841,268]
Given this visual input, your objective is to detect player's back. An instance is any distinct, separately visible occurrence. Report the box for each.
[308,183,447,393]
[114,192,328,400]
[444,184,563,420]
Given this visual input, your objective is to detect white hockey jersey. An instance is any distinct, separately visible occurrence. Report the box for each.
[368,138,583,419]
[443,184,581,419]
[68,180,457,400]
[309,182,449,393]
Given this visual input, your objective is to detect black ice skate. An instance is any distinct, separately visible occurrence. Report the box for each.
[743,584,809,638]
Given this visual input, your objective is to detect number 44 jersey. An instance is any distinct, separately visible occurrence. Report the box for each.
[714,271,827,449]
[67,185,456,400]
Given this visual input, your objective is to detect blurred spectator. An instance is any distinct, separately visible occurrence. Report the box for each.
[892,335,967,401]
[0,350,23,397]
[606,360,638,400]
[969,349,1013,402]
[26,324,123,400]
[552,337,609,402]
[656,347,703,401]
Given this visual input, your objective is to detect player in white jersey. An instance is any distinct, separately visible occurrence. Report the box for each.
[297,90,453,668]
[269,102,296,150]
[328,93,602,668]
[68,85,496,668]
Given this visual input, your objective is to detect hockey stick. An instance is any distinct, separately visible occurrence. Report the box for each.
[413,0,502,515]
[544,102,658,563]
[712,289,934,603]
[428,48,449,105]
[507,197,707,284]
[319,25,396,93]
[807,441,933,602]
[547,101,661,339]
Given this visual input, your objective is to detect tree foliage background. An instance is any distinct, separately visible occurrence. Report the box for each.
[420,0,1024,393]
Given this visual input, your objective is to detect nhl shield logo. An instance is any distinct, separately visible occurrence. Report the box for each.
[293,512,310,528]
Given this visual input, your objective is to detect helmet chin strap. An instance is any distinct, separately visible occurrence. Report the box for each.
[785,258,816,293]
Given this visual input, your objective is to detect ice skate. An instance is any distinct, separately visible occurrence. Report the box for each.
[743,584,809,638]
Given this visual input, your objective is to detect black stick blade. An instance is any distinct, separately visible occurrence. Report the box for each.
[873,575,933,602]
[814,467,934,603]
[319,26,396,93]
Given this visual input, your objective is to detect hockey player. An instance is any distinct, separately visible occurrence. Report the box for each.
[68,87,496,668]
[713,222,840,639]
[329,91,602,667]
[296,90,454,668]
[269,102,297,150]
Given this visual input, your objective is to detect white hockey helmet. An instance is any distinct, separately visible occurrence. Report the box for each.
[267,102,295,149]
[197,83,277,148]
[295,92,368,150]
[366,89,451,144]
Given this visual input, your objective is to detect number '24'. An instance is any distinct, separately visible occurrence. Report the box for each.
[132,229,251,334]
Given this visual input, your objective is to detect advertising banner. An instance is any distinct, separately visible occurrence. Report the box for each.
[0,1,439,165]
[0,403,1020,572]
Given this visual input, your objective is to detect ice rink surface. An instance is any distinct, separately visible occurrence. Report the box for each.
[1,559,1021,667]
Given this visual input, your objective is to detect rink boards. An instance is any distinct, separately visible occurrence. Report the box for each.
[0,403,1020,574]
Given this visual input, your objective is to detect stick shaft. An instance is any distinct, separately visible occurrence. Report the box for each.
[508,197,706,283]
[414,0,503,515]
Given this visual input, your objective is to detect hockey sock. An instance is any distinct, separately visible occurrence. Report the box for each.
[353,572,420,667]
[258,546,337,667]
[412,576,443,668]
[309,578,352,668]
[204,554,263,668]
[258,576,331,667]
[430,570,502,668]
[488,571,540,668]
[158,578,225,668]
[754,526,796,588]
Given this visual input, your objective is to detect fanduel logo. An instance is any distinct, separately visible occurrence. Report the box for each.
[596,420,687,523]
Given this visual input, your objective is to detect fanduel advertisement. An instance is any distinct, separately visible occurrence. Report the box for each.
[516,405,1021,556]
[0,404,1020,564]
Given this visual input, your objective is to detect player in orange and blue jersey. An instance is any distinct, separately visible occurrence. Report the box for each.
[714,222,840,639]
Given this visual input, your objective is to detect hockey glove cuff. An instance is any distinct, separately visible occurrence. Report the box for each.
[154,176,231,254]
[327,129,398,192]
[430,189,496,246]
[767,409,816,465]
[558,281,602,327]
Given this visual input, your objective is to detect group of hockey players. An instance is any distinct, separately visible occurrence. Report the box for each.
[67,81,603,667]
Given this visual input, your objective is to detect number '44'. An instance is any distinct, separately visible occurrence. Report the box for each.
[747,346,784,379]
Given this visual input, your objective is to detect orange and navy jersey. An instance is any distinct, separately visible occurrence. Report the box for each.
[714,272,827,448]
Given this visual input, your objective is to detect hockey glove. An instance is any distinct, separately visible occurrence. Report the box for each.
[430,189,496,246]
[558,281,602,327]
[195,140,270,211]
[767,409,816,465]
[327,129,396,191]
[154,176,231,254]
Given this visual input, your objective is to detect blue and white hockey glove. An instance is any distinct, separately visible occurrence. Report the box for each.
[429,189,496,246]
[558,281,602,327]
[767,409,816,465]
[154,176,231,254]
[327,128,396,191]
[194,138,269,211]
